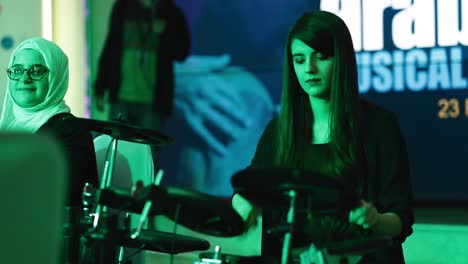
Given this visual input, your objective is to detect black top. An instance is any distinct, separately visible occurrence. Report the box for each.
[249,101,414,263]
[37,113,99,206]
[94,0,190,115]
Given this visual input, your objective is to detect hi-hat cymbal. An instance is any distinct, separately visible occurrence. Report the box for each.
[231,168,360,214]
[93,185,245,237]
[85,228,210,254]
[72,117,173,146]
[121,229,210,254]
[157,187,245,237]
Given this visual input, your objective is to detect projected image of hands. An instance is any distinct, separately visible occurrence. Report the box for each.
[174,54,250,156]
[162,54,275,196]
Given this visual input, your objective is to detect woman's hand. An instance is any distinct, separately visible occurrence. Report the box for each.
[232,193,258,231]
[348,200,381,230]
[349,200,403,237]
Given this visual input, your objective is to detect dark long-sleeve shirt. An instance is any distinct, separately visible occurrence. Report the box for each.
[250,100,414,263]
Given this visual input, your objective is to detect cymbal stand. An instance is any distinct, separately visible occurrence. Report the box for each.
[114,170,164,264]
[81,136,121,264]
[281,189,297,264]
[93,136,119,228]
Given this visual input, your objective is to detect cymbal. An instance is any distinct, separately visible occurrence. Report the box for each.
[121,229,210,254]
[95,186,164,213]
[231,168,360,214]
[72,117,173,146]
[86,228,210,254]
[94,186,245,237]
[157,187,245,237]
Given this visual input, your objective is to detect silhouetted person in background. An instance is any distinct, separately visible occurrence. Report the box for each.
[94,0,190,132]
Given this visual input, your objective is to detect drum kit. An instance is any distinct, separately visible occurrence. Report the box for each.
[66,117,395,264]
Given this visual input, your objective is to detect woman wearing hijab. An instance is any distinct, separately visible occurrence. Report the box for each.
[1,37,99,263]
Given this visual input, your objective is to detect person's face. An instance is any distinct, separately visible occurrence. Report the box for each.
[8,49,49,108]
[291,38,333,99]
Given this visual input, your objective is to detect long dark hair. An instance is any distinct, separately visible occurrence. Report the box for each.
[275,10,362,179]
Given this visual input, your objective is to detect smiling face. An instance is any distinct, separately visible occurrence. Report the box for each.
[9,49,49,108]
[291,38,334,99]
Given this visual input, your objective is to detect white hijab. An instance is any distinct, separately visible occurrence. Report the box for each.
[0,37,71,132]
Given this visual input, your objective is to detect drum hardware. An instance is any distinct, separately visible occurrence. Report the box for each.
[88,184,166,215]
[83,227,210,255]
[71,117,173,146]
[195,248,270,264]
[158,187,245,237]
[70,117,211,263]
[231,168,359,215]
[201,245,222,263]
[63,206,86,263]
[130,169,164,239]
[231,168,361,264]
[89,184,245,237]
[196,246,232,264]
[281,190,296,264]
[83,173,166,263]
[71,118,269,263]
[70,119,170,229]
[82,182,95,223]
[79,212,121,264]
[78,182,213,263]
[118,213,132,262]
[292,235,395,264]
[231,168,397,264]
[69,117,172,227]
[322,235,395,256]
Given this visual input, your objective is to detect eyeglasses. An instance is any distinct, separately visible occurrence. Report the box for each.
[6,65,50,81]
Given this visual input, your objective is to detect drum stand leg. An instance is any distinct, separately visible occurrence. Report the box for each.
[90,137,122,263]
[93,137,119,229]
[117,213,132,263]
[118,247,125,263]
[316,249,328,264]
[281,190,296,264]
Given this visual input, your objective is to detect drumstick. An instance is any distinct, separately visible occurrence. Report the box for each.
[153,169,164,186]
[131,169,165,239]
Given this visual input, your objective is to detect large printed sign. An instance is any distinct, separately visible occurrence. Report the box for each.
[322,0,468,201]
[323,0,467,95]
